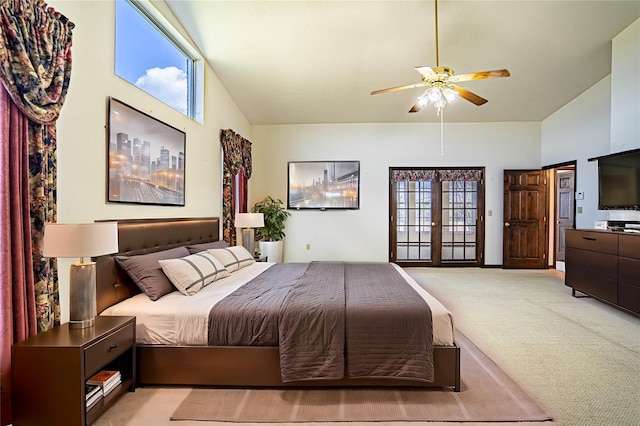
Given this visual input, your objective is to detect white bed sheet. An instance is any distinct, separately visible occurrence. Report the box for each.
[101,262,455,346]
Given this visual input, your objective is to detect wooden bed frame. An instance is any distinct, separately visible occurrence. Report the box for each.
[95,217,461,391]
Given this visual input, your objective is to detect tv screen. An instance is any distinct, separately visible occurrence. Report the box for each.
[288,161,360,210]
[597,149,640,210]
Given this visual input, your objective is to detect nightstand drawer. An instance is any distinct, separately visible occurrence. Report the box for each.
[85,322,134,377]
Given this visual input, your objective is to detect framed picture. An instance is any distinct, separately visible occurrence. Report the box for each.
[288,161,360,210]
[107,97,186,206]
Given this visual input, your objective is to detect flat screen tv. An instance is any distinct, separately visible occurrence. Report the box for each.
[595,148,640,210]
[288,161,360,210]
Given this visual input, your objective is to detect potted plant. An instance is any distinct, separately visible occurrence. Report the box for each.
[251,196,291,262]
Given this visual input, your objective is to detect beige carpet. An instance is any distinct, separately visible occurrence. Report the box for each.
[170,331,551,423]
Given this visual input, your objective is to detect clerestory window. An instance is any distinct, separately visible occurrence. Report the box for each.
[115,0,203,121]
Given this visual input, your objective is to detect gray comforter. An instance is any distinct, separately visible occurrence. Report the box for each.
[208,262,433,383]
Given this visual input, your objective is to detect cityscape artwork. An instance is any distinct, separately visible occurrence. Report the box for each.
[288,161,360,210]
[107,98,185,206]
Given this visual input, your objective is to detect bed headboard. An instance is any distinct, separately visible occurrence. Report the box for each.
[95,217,220,314]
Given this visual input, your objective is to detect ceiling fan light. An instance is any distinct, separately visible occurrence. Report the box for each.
[418,95,428,107]
[444,87,458,102]
[427,87,442,102]
[434,98,446,108]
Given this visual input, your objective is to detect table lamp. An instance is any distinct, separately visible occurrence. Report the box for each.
[234,213,264,256]
[43,222,118,329]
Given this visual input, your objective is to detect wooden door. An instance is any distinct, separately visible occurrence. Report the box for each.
[503,170,548,268]
[555,169,575,262]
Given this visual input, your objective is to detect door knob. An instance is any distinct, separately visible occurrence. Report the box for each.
[431,221,437,226]
[504,222,510,227]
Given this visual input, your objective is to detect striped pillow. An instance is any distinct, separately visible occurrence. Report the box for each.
[207,245,255,273]
[159,252,229,296]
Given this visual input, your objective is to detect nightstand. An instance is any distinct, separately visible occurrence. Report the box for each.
[12,316,136,426]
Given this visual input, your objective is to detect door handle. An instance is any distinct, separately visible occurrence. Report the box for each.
[431,221,437,226]
[504,222,510,227]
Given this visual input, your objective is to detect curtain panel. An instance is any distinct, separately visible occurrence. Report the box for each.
[0,1,72,423]
[220,129,252,245]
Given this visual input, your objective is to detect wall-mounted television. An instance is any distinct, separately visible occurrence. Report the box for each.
[592,148,640,210]
[288,161,360,210]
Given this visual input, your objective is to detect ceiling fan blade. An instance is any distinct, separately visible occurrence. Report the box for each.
[409,100,422,113]
[414,66,437,79]
[451,84,488,106]
[448,69,510,83]
[370,82,428,95]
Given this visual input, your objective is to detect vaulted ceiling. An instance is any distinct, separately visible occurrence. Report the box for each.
[165,0,640,125]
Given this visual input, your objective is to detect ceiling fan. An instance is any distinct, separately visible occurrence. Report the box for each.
[370,0,510,114]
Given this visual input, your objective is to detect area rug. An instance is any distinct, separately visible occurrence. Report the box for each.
[170,331,552,422]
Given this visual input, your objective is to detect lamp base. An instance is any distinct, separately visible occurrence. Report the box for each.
[241,228,256,257]
[69,317,95,329]
[69,262,97,329]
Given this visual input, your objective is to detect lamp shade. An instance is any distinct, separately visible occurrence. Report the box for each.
[43,222,119,258]
[234,213,264,228]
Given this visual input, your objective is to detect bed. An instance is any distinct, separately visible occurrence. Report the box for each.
[96,217,460,391]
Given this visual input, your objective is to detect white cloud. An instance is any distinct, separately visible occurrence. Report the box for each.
[135,66,188,114]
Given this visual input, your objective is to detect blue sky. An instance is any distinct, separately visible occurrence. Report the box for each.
[115,0,188,114]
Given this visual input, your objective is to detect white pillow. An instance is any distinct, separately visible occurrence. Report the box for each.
[207,245,255,273]
[159,252,229,296]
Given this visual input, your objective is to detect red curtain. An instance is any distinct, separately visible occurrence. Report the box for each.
[0,89,37,425]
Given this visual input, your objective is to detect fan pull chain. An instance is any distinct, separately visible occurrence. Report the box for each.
[440,108,444,156]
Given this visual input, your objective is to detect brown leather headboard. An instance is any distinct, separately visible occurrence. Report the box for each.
[95,217,220,314]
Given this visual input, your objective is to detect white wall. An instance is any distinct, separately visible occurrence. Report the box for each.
[611,18,640,153]
[542,17,640,229]
[251,122,541,265]
[541,77,611,229]
[49,0,250,322]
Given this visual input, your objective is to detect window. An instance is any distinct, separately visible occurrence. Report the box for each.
[115,0,202,120]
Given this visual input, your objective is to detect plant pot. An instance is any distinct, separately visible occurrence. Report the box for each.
[258,241,284,263]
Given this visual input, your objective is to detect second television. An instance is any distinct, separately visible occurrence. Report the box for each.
[288,161,360,210]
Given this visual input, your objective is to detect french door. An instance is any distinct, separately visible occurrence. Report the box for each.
[389,168,485,267]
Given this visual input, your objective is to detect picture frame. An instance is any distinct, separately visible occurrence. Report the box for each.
[287,161,360,210]
[107,97,186,206]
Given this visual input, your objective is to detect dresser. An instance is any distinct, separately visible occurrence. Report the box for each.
[565,229,640,315]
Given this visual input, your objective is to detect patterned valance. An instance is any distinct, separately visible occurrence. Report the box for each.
[220,128,252,175]
[0,0,74,125]
[392,168,483,182]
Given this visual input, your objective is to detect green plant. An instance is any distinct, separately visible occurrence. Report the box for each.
[251,196,291,241]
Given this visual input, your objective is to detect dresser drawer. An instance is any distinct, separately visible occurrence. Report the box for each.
[566,247,618,279]
[566,230,618,255]
[565,267,617,303]
[85,322,134,377]
[619,234,640,260]
[618,281,640,314]
[619,257,640,286]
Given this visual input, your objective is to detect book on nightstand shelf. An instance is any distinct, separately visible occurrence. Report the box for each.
[86,390,103,410]
[87,370,122,396]
[85,383,101,401]
[102,376,122,396]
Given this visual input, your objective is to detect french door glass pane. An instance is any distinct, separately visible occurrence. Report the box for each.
[441,179,478,262]
[394,180,432,261]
